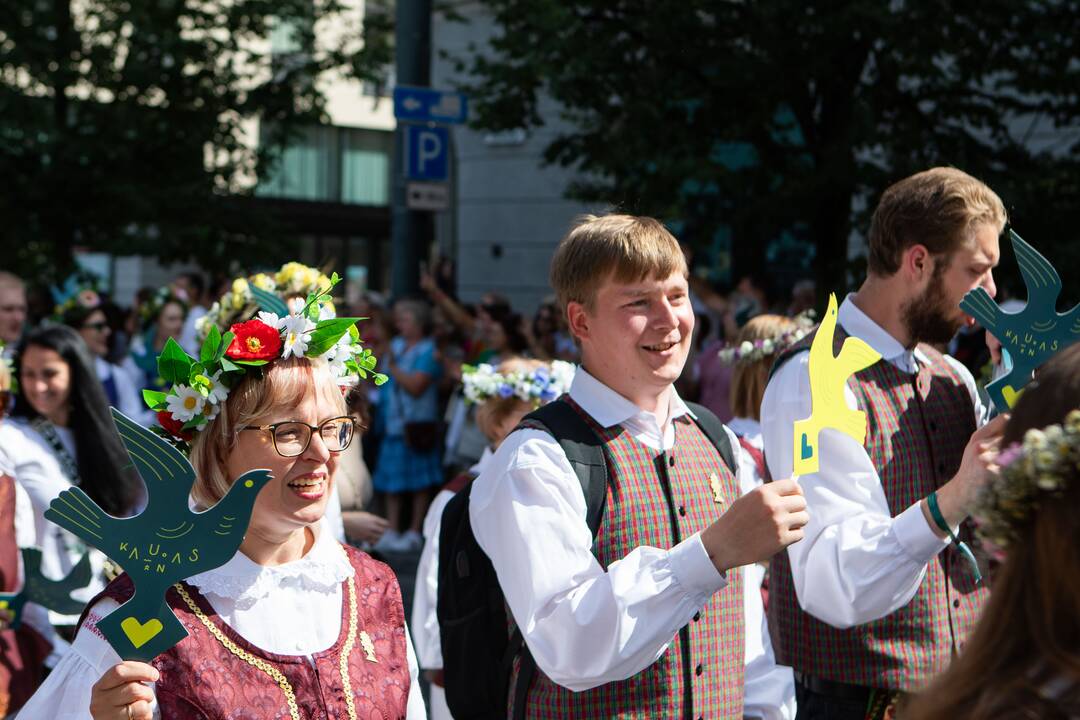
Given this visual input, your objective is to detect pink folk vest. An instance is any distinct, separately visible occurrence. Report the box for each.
[513,397,745,719]
[83,544,410,719]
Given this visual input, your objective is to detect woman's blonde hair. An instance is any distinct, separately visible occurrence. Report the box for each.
[729,314,797,421]
[474,357,547,445]
[188,357,346,508]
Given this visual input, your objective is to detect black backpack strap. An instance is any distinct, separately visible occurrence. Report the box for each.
[684,401,737,474]
[520,400,609,536]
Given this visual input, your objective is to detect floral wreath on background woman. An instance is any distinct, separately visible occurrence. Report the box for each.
[716,311,815,365]
[975,408,1080,560]
[462,360,576,408]
[138,286,189,329]
[196,262,336,342]
[51,271,104,319]
[145,272,385,448]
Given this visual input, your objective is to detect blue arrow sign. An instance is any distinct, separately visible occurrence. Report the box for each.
[394,86,468,125]
[405,125,450,181]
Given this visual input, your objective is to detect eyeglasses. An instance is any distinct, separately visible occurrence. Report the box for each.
[240,416,358,457]
[83,321,109,332]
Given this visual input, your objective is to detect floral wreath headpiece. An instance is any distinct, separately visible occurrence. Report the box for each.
[143,272,386,446]
[196,262,335,342]
[717,311,815,365]
[975,408,1080,558]
[51,272,104,319]
[462,360,576,408]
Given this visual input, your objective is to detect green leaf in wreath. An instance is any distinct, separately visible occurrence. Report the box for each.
[157,338,194,386]
[200,325,221,366]
[142,389,168,411]
[306,318,359,357]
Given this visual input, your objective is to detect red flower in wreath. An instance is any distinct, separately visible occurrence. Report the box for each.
[225,320,282,360]
[157,410,194,442]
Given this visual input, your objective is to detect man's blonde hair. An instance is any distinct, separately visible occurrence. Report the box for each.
[550,214,687,311]
[188,357,346,508]
[868,167,1007,276]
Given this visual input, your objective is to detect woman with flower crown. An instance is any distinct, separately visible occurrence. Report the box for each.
[16,274,426,719]
[906,343,1080,720]
[411,357,574,720]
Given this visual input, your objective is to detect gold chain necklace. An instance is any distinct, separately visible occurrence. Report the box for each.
[173,557,370,720]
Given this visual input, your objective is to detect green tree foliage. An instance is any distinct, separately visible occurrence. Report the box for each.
[451,1,1080,299]
[0,0,393,281]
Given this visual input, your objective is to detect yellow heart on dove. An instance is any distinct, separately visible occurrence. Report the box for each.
[121,616,164,649]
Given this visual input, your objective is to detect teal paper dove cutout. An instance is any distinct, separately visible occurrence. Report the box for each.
[0,547,93,629]
[793,293,882,476]
[959,229,1080,413]
[43,409,272,661]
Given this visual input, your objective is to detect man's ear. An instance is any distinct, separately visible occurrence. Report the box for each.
[901,244,933,283]
[566,301,590,344]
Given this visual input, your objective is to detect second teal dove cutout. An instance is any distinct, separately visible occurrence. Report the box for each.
[959,229,1080,413]
[44,409,272,661]
[0,547,93,629]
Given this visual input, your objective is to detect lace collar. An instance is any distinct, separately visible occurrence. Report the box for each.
[187,521,354,610]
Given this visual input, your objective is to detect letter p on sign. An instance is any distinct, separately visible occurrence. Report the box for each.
[405,125,450,181]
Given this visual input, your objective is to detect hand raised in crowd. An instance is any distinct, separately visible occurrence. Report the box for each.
[700,478,808,573]
[418,266,439,296]
[925,413,1008,532]
[90,661,158,720]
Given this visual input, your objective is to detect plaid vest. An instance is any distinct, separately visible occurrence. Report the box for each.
[767,327,989,691]
[511,396,745,720]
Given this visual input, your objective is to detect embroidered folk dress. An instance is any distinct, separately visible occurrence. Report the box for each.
[14,523,427,719]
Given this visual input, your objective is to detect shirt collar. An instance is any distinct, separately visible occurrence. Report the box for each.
[568,366,695,430]
[838,294,929,370]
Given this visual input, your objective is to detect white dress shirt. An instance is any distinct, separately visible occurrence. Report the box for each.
[760,294,985,629]
[470,368,790,716]
[15,523,427,720]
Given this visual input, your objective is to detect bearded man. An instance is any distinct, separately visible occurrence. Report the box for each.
[761,167,1008,720]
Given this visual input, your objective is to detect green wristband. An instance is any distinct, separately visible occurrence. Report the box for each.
[927,491,982,584]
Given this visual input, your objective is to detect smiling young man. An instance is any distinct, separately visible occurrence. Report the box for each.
[469,214,808,719]
[761,167,1009,720]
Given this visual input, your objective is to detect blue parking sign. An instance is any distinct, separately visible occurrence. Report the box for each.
[405,125,449,181]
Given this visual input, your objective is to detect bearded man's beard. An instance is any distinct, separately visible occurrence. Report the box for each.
[902,269,962,347]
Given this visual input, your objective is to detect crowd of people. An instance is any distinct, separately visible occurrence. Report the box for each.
[0,165,1075,719]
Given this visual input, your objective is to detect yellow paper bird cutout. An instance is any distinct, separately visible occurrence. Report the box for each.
[792,293,882,476]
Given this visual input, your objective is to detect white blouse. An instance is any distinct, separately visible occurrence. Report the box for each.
[0,418,108,628]
[16,522,426,719]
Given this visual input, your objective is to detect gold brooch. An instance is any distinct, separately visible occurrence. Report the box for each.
[359,631,378,663]
[708,472,725,505]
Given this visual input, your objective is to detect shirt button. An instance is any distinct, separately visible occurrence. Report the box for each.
[695,664,703,676]
[669,455,676,467]
[678,506,687,517]
[692,612,701,622]
[953,599,960,608]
